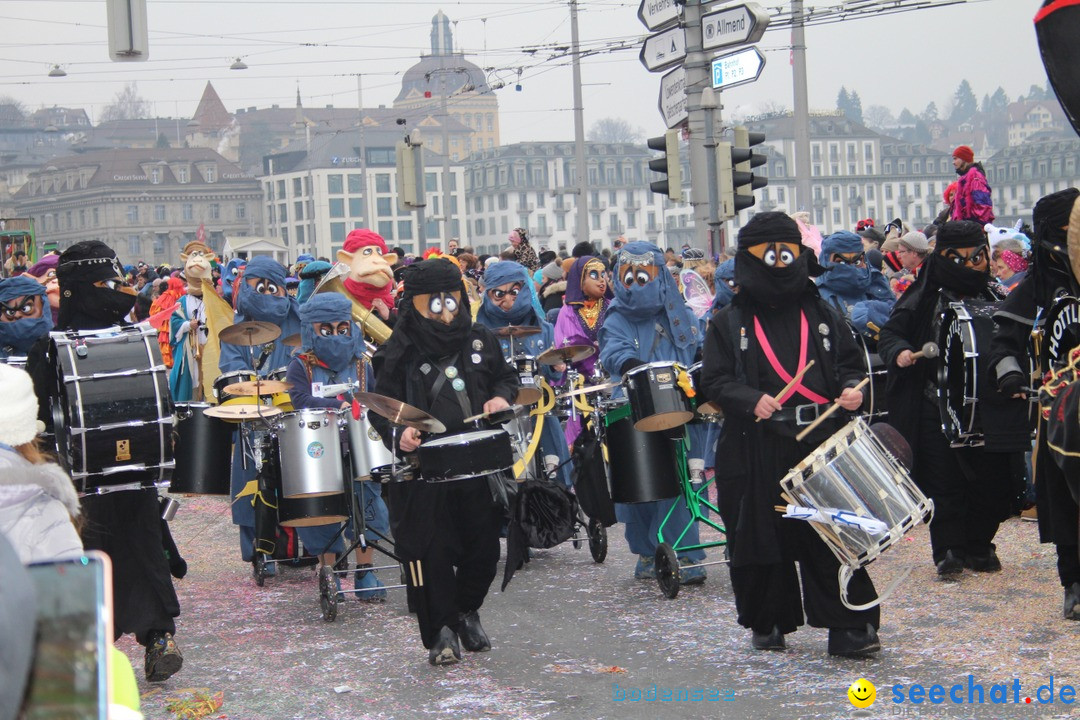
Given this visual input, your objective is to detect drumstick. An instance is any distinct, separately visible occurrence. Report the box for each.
[909,341,940,362]
[755,360,816,423]
[794,376,871,442]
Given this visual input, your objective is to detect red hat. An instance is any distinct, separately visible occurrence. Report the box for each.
[952,145,974,163]
[343,228,388,255]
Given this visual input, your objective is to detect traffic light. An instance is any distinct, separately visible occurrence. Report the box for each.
[717,141,735,219]
[396,132,424,209]
[731,125,767,212]
[647,129,682,202]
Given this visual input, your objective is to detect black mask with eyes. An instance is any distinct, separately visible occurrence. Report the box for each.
[734,243,814,308]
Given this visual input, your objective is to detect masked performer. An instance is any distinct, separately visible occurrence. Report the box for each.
[284,292,390,600]
[219,256,301,567]
[25,254,60,325]
[476,260,572,488]
[339,229,398,323]
[0,276,53,361]
[168,241,217,401]
[816,230,895,344]
[699,212,877,657]
[598,241,707,584]
[989,188,1080,620]
[45,240,184,680]
[553,255,611,445]
[878,221,1019,577]
[368,258,518,666]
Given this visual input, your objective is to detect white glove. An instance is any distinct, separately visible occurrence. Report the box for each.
[174,320,191,342]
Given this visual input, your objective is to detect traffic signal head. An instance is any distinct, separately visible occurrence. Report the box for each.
[647,129,682,203]
[731,126,767,212]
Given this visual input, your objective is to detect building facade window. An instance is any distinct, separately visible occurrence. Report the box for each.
[327,174,343,194]
[154,205,166,223]
[127,205,139,224]
[208,203,220,220]
[329,198,345,218]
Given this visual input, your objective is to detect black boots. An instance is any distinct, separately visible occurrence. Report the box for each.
[1064,582,1080,621]
[457,610,491,652]
[936,549,964,576]
[428,626,462,666]
[751,626,786,651]
[828,624,881,658]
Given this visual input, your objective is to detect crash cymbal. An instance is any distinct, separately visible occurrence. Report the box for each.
[493,325,541,338]
[537,344,596,366]
[555,381,618,400]
[283,333,301,347]
[203,404,283,422]
[219,321,282,346]
[223,380,292,397]
[463,404,531,426]
[353,391,447,434]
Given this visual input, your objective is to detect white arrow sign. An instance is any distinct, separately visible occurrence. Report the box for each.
[637,0,680,32]
[658,65,688,129]
[711,45,766,90]
[701,3,771,51]
[640,26,687,73]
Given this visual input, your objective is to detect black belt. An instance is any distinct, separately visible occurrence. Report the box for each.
[770,402,829,426]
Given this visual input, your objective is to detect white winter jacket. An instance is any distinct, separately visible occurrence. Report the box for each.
[0,448,83,564]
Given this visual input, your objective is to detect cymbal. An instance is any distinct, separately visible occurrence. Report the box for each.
[219,321,282,346]
[203,404,283,422]
[282,333,301,347]
[353,391,447,433]
[463,404,530,426]
[493,325,541,338]
[223,380,292,397]
[537,344,596,366]
[555,381,618,400]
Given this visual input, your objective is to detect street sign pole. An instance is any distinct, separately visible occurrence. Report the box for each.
[683,0,712,250]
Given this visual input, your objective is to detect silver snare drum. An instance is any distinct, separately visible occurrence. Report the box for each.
[346,410,393,481]
[276,408,345,498]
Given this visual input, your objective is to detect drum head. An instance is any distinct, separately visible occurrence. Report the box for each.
[633,409,694,433]
[515,387,542,406]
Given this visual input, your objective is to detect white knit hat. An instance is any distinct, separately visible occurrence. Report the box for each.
[0,364,42,447]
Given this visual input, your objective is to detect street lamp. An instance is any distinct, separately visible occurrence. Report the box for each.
[230,57,248,70]
[48,64,67,78]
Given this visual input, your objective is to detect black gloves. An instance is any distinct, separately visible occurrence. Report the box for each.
[997,371,1025,397]
[620,358,648,377]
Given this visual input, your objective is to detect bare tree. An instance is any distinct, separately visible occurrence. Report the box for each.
[0,95,27,124]
[587,117,643,143]
[863,105,896,130]
[100,82,151,122]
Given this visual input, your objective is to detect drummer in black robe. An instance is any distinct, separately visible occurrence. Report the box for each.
[368,258,519,666]
[878,221,1020,577]
[988,188,1080,620]
[32,240,184,681]
[700,212,879,658]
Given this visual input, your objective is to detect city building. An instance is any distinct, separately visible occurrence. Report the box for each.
[983,132,1080,225]
[14,147,261,264]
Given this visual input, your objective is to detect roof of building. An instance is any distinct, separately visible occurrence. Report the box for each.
[189,82,233,133]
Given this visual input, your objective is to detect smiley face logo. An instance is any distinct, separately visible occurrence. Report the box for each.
[847,678,876,709]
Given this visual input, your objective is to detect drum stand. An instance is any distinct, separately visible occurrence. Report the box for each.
[316,421,410,622]
[653,434,728,599]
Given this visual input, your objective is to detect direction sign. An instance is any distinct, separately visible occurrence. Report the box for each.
[640,26,687,73]
[658,65,688,129]
[702,3,771,52]
[710,46,766,90]
[637,0,680,32]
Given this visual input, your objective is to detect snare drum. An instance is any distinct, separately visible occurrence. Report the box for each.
[266,367,294,411]
[171,402,231,494]
[276,408,346,498]
[780,418,933,609]
[49,326,174,492]
[603,401,679,503]
[623,361,694,432]
[418,430,514,482]
[214,370,257,406]
[937,300,998,445]
[512,355,542,405]
[346,411,393,481]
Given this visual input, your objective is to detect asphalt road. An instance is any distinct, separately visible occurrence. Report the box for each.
[122,494,1080,720]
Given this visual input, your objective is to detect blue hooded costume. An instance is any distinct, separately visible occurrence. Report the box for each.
[598,242,706,570]
[283,293,389,593]
[711,259,737,314]
[475,261,573,488]
[816,231,894,342]
[0,276,52,359]
[218,256,302,559]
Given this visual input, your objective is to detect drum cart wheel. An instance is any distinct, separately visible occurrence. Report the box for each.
[588,518,607,563]
[253,554,268,587]
[655,543,680,599]
[319,564,338,622]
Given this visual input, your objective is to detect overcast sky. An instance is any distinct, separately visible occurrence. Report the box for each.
[0,0,1051,143]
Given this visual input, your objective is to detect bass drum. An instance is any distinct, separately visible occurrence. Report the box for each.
[603,401,679,503]
[171,403,232,494]
[937,300,1001,446]
[49,326,174,493]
